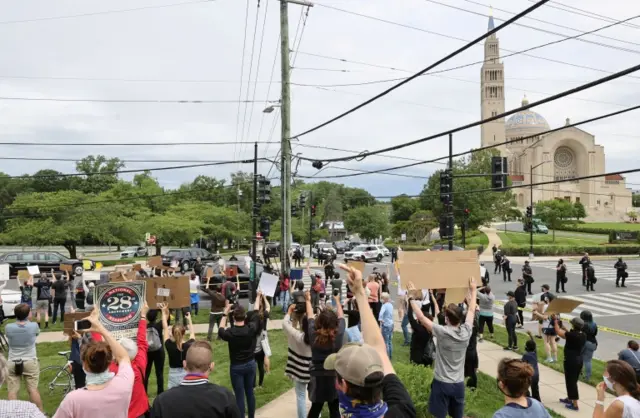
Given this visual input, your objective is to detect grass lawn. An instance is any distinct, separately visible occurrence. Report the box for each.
[498,231,606,246]
[464,231,490,249]
[576,222,640,231]
[491,325,605,388]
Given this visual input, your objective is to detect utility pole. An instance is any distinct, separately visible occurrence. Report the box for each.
[251,142,258,282]
[529,161,548,259]
[279,0,313,276]
[308,191,313,256]
[448,133,454,251]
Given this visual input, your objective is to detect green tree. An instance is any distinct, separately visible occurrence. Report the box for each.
[344,205,389,242]
[535,199,575,242]
[75,155,125,193]
[633,194,640,208]
[29,170,71,193]
[390,194,419,223]
[573,201,587,222]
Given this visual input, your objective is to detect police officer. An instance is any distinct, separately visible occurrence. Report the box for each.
[501,255,512,282]
[522,260,534,295]
[494,249,503,275]
[614,257,628,288]
[586,262,596,292]
[579,252,590,286]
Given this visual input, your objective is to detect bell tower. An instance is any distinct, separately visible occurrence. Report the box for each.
[480,12,506,149]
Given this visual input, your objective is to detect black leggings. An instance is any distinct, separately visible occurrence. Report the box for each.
[528,375,540,402]
[254,350,265,387]
[308,400,339,418]
[506,316,518,348]
[556,277,566,293]
[564,359,583,400]
[145,349,165,395]
[478,315,494,335]
[53,298,66,323]
[71,361,86,389]
[517,305,525,326]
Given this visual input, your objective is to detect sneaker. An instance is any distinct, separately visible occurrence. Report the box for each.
[512,346,519,351]
[535,335,542,339]
[503,346,512,351]
[565,404,579,411]
[544,357,553,363]
[478,337,484,342]
[559,398,571,404]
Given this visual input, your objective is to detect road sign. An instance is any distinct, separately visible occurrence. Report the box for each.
[145,232,151,241]
[401,233,407,241]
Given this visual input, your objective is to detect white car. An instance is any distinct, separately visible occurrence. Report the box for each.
[344,245,384,262]
[2,288,22,318]
[377,245,390,257]
[120,246,149,259]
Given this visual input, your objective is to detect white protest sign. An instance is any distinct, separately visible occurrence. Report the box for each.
[27,265,40,276]
[258,272,279,298]
[157,288,171,297]
[397,274,405,296]
[0,264,9,281]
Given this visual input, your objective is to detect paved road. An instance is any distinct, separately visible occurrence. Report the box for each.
[492,221,608,240]
[484,260,640,361]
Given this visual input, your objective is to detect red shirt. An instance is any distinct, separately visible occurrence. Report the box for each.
[109,319,149,418]
[280,277,290,292]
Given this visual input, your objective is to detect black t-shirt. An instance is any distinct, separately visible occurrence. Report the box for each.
[165,338,195,368]
[150,380,241,418]
[51,280,67,300]
[540,292,556,303]
[218,315,259,365]
[35,280,52,300]
[381,374,416,417]
[564,330,586,360]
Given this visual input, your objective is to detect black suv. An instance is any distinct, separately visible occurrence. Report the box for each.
[162,248,220,272]
[0,251,84,277]
[333,241,349,254]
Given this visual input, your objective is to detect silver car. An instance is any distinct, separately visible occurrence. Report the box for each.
[120,246,149,258]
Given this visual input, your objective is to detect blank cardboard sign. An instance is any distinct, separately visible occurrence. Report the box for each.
[17,270,30,280]
[444,287,468,305]
[145,276,190,308]
[399,250,479,290]
[546,298,583,315]
[346,260,366,274]
[60,264,73,273]
[148,256,163,268]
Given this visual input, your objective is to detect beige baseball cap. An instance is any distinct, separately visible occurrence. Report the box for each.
[324,342,385,387]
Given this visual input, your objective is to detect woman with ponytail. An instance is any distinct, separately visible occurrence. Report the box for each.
[306,290,345,418]
[160,303,195,389]
[493,358,551,417]
[594,360,640,418]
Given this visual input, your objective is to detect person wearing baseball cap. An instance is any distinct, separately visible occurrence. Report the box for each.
[555,315,587,411]
[337,264,416,418]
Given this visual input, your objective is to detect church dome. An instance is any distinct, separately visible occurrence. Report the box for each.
[505,96,550,138]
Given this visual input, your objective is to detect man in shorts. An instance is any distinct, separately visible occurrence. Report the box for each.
[6,303,42,411]
[33,275,52,329]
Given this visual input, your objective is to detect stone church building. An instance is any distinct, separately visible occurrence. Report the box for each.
[480,15,632,221]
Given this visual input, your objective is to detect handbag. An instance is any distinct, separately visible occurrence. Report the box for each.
[13,359,24,376]
[260,331,272,357]
[562,277,568,284]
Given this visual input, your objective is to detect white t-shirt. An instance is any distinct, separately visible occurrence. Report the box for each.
[617,395,640,418]
[189,277,200,294]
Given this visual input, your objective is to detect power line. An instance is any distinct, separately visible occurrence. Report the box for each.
[0,97,270,104]
[291,0,551,138]
[0,0,214,26]
[234,0,252,164]
[0,157,253,163]
[0,141,272,147]
[294,143,448,165]
[425,0,640,55]
[299,62,640,164]
[312,2,640,83]
[531,0,640,30]
[298,103,640,178]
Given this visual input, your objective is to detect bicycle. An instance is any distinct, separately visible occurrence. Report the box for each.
[40,351,74,396]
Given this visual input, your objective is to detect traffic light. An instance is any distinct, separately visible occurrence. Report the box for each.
[260,217,270,238]
[463,208,470,219]
[310,205,316,217]
[526,206,532,218]
[257,176,271,204]
[299,194,306,208]
[439,170,452,203]
[292,204,298,217]
[491,156,508,191]
[439,214,453,239]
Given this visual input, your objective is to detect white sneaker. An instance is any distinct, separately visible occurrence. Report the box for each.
[544,357,553,363]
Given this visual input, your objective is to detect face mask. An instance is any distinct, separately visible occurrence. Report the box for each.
[604,376,615,391]
[84,369,115,386]
[338,390,388,418]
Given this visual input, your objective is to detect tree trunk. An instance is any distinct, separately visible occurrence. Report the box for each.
[552,228,556,243]
[64,243,78,259]
[155,243,161,256]
[116,244,121,252]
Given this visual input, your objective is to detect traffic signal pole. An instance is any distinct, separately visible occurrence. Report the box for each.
[530,164,534,258]
[448,133,453,251]
[252,142,258,281]
[308,191,313,257]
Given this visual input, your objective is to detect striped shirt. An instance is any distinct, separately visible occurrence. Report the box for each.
[282,314,312,383]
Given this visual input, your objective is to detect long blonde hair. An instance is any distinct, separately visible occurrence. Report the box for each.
[171,324,186,351]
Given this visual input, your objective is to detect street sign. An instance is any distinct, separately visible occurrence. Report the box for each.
[401,233,407,241]
[145,232,151,241]
[615,231,638,241]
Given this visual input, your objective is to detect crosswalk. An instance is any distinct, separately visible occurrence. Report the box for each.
[531,261,640,285]
[495,290,640,319]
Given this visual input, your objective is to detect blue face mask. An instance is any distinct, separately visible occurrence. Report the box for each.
[84,369,115,386]
[338,390,388,418]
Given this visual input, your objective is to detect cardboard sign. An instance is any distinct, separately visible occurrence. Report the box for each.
[346,260,366,274]
[109,271,136,282]
[0,264,8,281]
[399,250,479,290]
[203,267,214,279]
[225,266,238,278]
[145,276,190,309]
[546,298,583,315]
[132,264,143,272]
[60,264,73,273]
[148,256,163,268]
[17,270,30,280]
[258,273,279,298]
[95,281,146,339]
[63,311,91,336]
[444,287,468,305]
[27,265,40,276]
[114,265,130,272]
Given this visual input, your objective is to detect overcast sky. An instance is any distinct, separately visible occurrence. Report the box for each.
[1,0,639,198]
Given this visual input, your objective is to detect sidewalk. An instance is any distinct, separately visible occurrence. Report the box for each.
[479,227,502,261]
[478,339,614,417]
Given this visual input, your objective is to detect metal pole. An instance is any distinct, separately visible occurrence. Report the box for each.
[280,0,292,275]
[308,191,313,259]
[448,133,454,251]
[530,164,534,258]
[252,142,258,279]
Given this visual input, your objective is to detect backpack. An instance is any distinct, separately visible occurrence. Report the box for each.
[423,336,436,364]
[147,326,162,352]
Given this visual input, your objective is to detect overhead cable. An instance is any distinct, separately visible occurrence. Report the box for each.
[290,0,551,138]
[530,0,640,29]
[0,97,270,104]
[0,141,271,147]
[233,0,252,163]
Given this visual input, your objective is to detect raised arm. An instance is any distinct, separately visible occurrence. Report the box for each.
[82,276,90,294]
[430,290,440,317]
[465,277,478,326]
[408,285,434,333]
[262,292,271,313]
[160,303,170,342]
[282,305,305,344]
[86,307,130,365]
[305,290,314,319]
[185,311,195,340]
[339,263,394,375]
[135,303,149,366]
[553,315,566,339]
[334,293,344,319]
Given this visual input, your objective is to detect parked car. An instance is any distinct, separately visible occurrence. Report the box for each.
[377,245,390,257]
[312,242,336,259]
[120,246,149,259]
[347,241,363,250]
[1,288,22,318]
[162,248,220,272]
[333,241,349,254]
[264,242,280,258]
[0,251,84,277]
[344,244,384,262]
[201,261,263,296]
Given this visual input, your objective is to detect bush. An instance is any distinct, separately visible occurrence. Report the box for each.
[502,244,640,256]
[557,224,636,236]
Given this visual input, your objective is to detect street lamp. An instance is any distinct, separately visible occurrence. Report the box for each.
[529,160,550,258]
[262,101,282,114]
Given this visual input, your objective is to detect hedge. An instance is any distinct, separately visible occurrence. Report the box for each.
[501,244,640,256]
[556,224,637,236]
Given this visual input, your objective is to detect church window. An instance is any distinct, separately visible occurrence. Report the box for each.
[491,111,497,117]
[554,146,577,181]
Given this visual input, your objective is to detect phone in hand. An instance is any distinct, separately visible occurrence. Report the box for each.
[74,319,91,332]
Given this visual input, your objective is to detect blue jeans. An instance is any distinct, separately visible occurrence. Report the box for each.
[294,380,307,418]
[281,291,290,311]
[382,325,393,360]
[582,341,597,380]
[401,312,411,344]
[230,360,257,418]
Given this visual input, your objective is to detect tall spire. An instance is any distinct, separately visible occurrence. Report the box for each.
[488,6,495,31]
